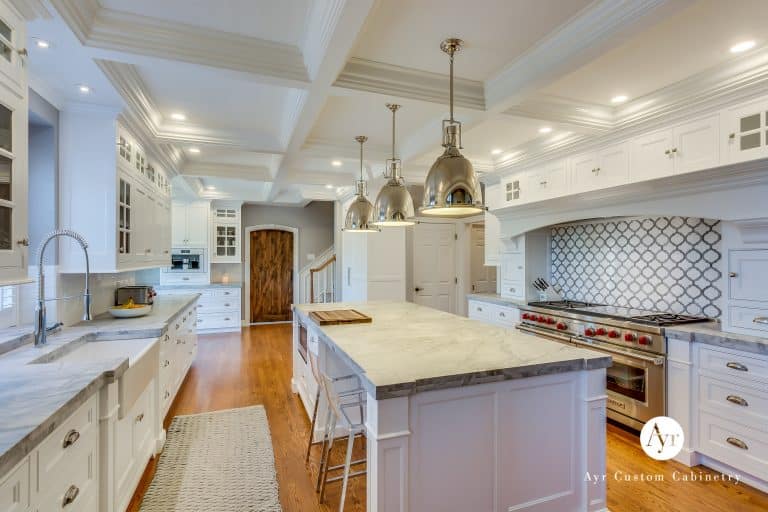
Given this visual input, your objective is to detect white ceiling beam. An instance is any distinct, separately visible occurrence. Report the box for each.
[50,0,310,87]
[333,57,485,110]
[268,0,377,200]
[181,163,273,182]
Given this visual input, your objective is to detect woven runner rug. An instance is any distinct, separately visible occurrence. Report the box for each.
[139,405,282,511]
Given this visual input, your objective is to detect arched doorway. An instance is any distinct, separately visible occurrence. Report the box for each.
[244,225,298,323]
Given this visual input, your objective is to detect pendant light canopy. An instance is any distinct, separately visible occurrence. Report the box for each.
[343,136,379,233]
[373,103,415,226]
[421,38,485,217]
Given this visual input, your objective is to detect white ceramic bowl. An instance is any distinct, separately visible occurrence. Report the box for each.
[108,305,152,318]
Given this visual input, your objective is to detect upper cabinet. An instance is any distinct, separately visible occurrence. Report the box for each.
[723,97,768,164]
[571,142,629,193]
[59,109,172,273]
[0,0,27,284]
[210,202,242,263]
[483,183,501,266]
[172,202,209,248]
[527,159,568,202]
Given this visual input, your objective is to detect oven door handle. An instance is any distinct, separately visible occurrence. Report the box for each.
[516,325,571,343]
[570,337,665,366]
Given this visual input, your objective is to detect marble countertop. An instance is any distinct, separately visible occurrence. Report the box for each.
[0,294,199,477]
[466,293,528,308]
[666,321,768,356]
[294,301,611,399]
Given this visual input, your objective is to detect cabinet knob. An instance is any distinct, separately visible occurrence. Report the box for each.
[753,317,768,325]
[135,412,144,423]
[16,238,29,246]
[414,287,423,292]
[728,272,738,278]
[62,429,80,449]
[539,181,548,186]
[728,132,736,140]
[62,485,80,507]
[665,149,671,155]
[671,148,678,154]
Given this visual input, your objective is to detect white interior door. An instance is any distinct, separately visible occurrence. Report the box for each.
[413,222,456,313]
[470,224,496,294]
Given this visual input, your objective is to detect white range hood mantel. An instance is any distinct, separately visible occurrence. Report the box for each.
[493,158,768,238]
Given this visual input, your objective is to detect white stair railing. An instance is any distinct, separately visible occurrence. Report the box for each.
[299,246,335,304]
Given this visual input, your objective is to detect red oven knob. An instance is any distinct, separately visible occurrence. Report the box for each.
[608,330,620,339]
[547,317,556,325]
[596,327,607,336]
[556,322,568,331]
[624,333,636,342]
[538,316,547,323]
[584,327,596,337]
[522,313,530,320]
[638,336,651,345]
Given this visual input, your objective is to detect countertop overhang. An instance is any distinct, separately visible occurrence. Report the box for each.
[294,301,612,400]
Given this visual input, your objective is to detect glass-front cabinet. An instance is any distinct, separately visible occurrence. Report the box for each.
[0,0,27,283]
[211,203,242,263]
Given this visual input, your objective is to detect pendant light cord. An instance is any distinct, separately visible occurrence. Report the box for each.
[359,138,364,181]
[449,50,454,123]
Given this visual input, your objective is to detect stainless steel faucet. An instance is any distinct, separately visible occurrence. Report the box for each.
[34,230,92,347]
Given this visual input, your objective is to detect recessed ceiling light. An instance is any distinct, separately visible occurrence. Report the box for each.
[730,40,756,54]
[538,126,552,134]
[491,148,503,155]
[325,184,334,189]
[170,112,187,121]
[611,95,628,104]
[188,147,201,154]
[35,39,50,49]
[206,186,216,190]
[78,84,91,94]
[331,160,342,167]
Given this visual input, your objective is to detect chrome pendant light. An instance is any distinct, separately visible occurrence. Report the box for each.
[373,103,415,226]
[421,38,485,217]
[343,136,379,233]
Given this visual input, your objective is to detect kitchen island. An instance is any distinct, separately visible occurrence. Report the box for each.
[293,301,612,512]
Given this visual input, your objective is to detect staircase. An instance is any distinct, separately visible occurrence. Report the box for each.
[299,246,335,304]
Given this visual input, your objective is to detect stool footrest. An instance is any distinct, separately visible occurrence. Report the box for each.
[327,459,366,471]
[326,469,367,484]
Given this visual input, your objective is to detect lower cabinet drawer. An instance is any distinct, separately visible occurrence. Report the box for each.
[196,312,240,329]
[698,374,768,430]
[730,305,768,334]
[699,345,768,383]
[500,280,525,300]
[698,411,768,478]
[39,446,98,512]
[37,394,98,482]
[468,300,491,321]
[0,458,29,512]
[491,304,520,327]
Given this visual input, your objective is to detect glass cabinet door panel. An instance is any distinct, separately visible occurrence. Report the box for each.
[0,104,10,152]
[0,205,10,250]
[0,155,10,201]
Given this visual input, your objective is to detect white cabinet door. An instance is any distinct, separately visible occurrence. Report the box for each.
[171,203,187,246]
[501,173,526,205]
[673,114,720,174]
[529,160,567,201]
[597,142,630,187]
[570,151,599,193]
[723,96,768,164]
[132,186,150,261]
[729,249,768,302]
[185,204,209,247]
[484,212,500,266]
[413,222,455,313]
[630,128,674,182]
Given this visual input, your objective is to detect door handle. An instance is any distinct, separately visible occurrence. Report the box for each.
[415,287,423,292]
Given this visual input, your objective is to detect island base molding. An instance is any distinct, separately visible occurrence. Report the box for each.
[364,369,608,512]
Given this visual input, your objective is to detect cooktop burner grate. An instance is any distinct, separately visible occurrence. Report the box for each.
[527,300,604,309]
[629,313,710,326]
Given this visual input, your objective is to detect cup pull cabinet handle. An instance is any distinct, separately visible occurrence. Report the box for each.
[726,395,748,407]
[726,361,748,372]
[62,485,80,507]
[753,317,768,325]
[726,437,748,450]
[62,429,80,449]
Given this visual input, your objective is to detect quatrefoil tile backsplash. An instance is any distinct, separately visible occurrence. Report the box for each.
[550,217,723,318]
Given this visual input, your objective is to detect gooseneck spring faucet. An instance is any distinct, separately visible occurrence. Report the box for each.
[34,230,92,347]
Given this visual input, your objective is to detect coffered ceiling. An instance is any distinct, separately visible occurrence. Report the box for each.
[15,0,768,204]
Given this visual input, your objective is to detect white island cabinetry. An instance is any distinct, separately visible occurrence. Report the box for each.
[294,302,610,512]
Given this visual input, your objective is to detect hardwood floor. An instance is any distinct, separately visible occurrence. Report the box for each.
[129,325,768,512]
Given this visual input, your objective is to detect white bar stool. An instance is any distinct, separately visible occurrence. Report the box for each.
[304,350,366,508]
[317,370,367,511]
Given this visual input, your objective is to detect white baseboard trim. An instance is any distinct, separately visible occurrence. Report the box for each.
[697,454,768,494]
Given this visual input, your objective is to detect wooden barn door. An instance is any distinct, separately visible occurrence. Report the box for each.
[250,230,294,322]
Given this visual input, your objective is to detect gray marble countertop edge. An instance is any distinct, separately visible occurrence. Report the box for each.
[465,293,528,308]
[665,323,768,355]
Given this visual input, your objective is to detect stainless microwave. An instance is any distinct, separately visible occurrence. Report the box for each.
[164,248,207,273]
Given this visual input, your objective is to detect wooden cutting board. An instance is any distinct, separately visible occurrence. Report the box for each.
[309,309,372,325]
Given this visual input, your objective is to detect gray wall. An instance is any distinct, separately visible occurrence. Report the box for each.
[242,201,334,267]
[28,89,59,260]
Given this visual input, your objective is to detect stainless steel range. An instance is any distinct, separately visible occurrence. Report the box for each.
[517,300,709,430]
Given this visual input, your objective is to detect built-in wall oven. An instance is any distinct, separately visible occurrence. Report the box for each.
[517,301,707,431]
[164,248,207,273]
